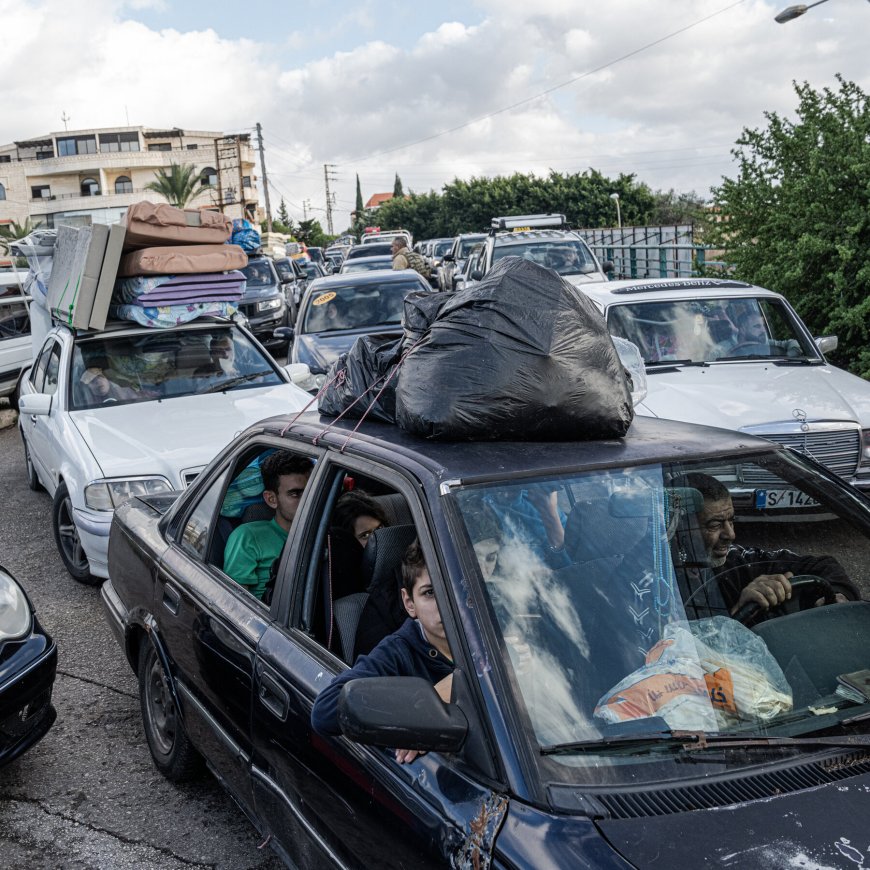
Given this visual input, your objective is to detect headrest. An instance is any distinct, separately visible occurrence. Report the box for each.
[361,524,417,589]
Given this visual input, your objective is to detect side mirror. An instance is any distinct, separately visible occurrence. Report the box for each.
[442,253,455,262]
[338,677,468,753]
[273,326,295,342]
[18,392,52,416]
[602,260,615,274]
[815,335,838,355]
[470,269,484,281]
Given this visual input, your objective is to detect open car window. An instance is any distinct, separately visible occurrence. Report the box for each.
[451,447,869,784]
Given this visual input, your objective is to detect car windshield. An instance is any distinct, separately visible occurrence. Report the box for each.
[492,239,596,275]
[70,326,283,409]
[273,260,294,282]
[452,448,870,785]
[341,259,392,273]
[240,261,277,288]
[302,279,425,333]
[607,297,820,365]
[457,236,486,258]
[346,244,393,260]
[432,240,452,257]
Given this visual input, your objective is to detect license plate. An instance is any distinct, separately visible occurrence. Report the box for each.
[754,489,820,509]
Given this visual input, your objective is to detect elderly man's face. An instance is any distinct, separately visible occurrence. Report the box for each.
[699,495,736,567]
[390,239,401,254]
[740,315,766,343]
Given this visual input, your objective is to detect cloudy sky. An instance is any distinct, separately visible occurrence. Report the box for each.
[2,0,867,230]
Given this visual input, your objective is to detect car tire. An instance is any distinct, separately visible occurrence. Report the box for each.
[21,433,43,492]
[51,482,99,585]
[138,642,203,782]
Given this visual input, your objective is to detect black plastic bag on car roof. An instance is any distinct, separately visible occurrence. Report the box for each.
[317,334,403,424]
[395,256,634,441]
[402,291,451,350]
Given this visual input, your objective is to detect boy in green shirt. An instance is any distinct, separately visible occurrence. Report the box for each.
[223,451,314,598]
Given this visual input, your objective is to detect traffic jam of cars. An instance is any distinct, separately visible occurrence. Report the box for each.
[3,206,870,868]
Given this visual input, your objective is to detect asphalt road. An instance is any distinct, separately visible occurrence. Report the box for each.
[0,408,283,870]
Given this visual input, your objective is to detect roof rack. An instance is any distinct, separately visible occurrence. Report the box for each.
[490,214,569,233]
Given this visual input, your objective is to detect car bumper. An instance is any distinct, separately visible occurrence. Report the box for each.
[73,507,113,579]
[0,638,58,768]
[100,579,131,667]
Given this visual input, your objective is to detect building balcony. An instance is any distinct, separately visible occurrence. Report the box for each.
[27,187,222,215]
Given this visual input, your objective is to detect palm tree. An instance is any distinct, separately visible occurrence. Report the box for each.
[144,163,207,209]
[0,217,42,242]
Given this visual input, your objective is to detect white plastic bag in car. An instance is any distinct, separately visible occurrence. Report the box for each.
[594,616,793,730]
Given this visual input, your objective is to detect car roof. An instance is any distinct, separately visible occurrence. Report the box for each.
[493,229,579,245]
[580,277,778,306]
[56,316,238,342]
[307,270,429,289]
[260,412,771,486]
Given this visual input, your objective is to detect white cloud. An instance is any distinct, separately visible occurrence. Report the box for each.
[1,0,868,229]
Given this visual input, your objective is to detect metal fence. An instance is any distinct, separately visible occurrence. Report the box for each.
[576,225,728,279]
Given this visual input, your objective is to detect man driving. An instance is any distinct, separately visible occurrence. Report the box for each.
[683,473,856,615]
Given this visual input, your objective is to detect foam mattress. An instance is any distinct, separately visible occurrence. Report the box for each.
[122,202,232,249]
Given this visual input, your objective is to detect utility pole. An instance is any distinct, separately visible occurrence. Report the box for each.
[323,164,337,235]
[256,122,272,233]
[61,111,70,131]
[302,199,310,221]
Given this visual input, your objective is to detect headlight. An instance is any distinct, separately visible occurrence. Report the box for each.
[257,298,283,312]
[0,568,32,641]
[860,429,870,467]
[84,477,173,511]
[313,373,327,389]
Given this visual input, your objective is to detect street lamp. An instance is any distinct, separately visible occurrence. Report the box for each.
[774,0,829,23]
[609,192,622,230]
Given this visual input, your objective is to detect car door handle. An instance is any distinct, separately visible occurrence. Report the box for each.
[162,583,181,616]
[258,673,290,722]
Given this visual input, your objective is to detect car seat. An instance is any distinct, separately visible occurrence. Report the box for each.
[352,525,417,659]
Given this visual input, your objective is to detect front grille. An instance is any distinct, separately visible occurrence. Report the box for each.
[741,429,860,484]
[0,690,52,740]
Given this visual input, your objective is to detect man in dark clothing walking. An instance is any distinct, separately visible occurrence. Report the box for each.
[310,539,453,762]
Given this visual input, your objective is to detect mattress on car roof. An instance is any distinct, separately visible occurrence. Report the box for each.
[118,244,248,277]
[122,202,232,249]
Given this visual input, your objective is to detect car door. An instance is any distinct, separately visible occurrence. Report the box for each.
[22,337,63,487]
[250,453,502,869]
[0,294,31,396]
[156,438,323,820]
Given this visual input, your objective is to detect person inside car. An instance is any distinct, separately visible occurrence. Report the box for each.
[682,472,856,615]
[331,490,389,549]
[194,335,237,378]
[80,366,139,403]
[223,451,314,599]
[311,538,454,763]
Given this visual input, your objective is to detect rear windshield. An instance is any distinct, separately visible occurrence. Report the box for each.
[492,239,597,275]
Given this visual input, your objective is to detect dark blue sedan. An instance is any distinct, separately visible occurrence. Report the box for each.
[289,270,433,389]
[101,410,870,868]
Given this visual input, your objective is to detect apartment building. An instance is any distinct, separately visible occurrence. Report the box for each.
[0,125,260,229]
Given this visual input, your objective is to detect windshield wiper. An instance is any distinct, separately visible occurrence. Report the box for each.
[771,357,819,366]
[199,370,274,394]
[645,359,709,370]
[541,730,870,756]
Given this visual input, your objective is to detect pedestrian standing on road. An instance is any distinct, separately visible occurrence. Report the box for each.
[391,237,430,279]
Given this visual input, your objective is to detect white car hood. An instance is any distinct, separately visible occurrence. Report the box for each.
[637,362,870,430]
[69,383,310,483]
[564,272,605,286]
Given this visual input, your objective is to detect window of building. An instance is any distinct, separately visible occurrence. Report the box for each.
[0,183,5,200]
[36,150,54,160]
[186,144,198,150]
[80,177,100,197]
[242,175,251,188]
[0,155,11,163]
[114,175,133,194]
[31,185,51,199]
[99,132,141,152]
[200,166,218,188]
[147,143,172,152]
[57,136,97,156]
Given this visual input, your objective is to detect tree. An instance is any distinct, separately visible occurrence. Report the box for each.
[0,217,42,242]
[393,173,404,198]
[355,175,364,216]
[144,163,205,209]
[646,188,707,226]
[295,219,333,248]
[277,198,290,226]
[709,75,870,378]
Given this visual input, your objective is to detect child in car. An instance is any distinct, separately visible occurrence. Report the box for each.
[311,538,453,763]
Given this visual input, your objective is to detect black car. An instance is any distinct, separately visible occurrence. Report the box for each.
[101,409,870,868]
[287,270,432,390]
[1,564,57,767]
[238,257,289,348]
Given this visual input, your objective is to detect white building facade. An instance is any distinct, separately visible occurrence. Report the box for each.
[0,125,259,229]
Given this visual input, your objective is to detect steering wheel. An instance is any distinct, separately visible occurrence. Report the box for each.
[102,397,118,404]
[732,575,838,625]
[727,340,769,356]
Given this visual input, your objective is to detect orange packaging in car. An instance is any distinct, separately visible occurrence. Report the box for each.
[596,672,710,722]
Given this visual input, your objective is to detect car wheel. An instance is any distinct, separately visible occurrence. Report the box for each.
[138,643,202,782]
[21,433,43,492]
[51,482,99,585]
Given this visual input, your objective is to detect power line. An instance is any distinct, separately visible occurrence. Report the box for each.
[340,0,747,166]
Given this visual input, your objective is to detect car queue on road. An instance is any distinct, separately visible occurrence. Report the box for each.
[4,211,870,869]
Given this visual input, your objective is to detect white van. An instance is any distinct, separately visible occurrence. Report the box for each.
[0,272,32,399]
